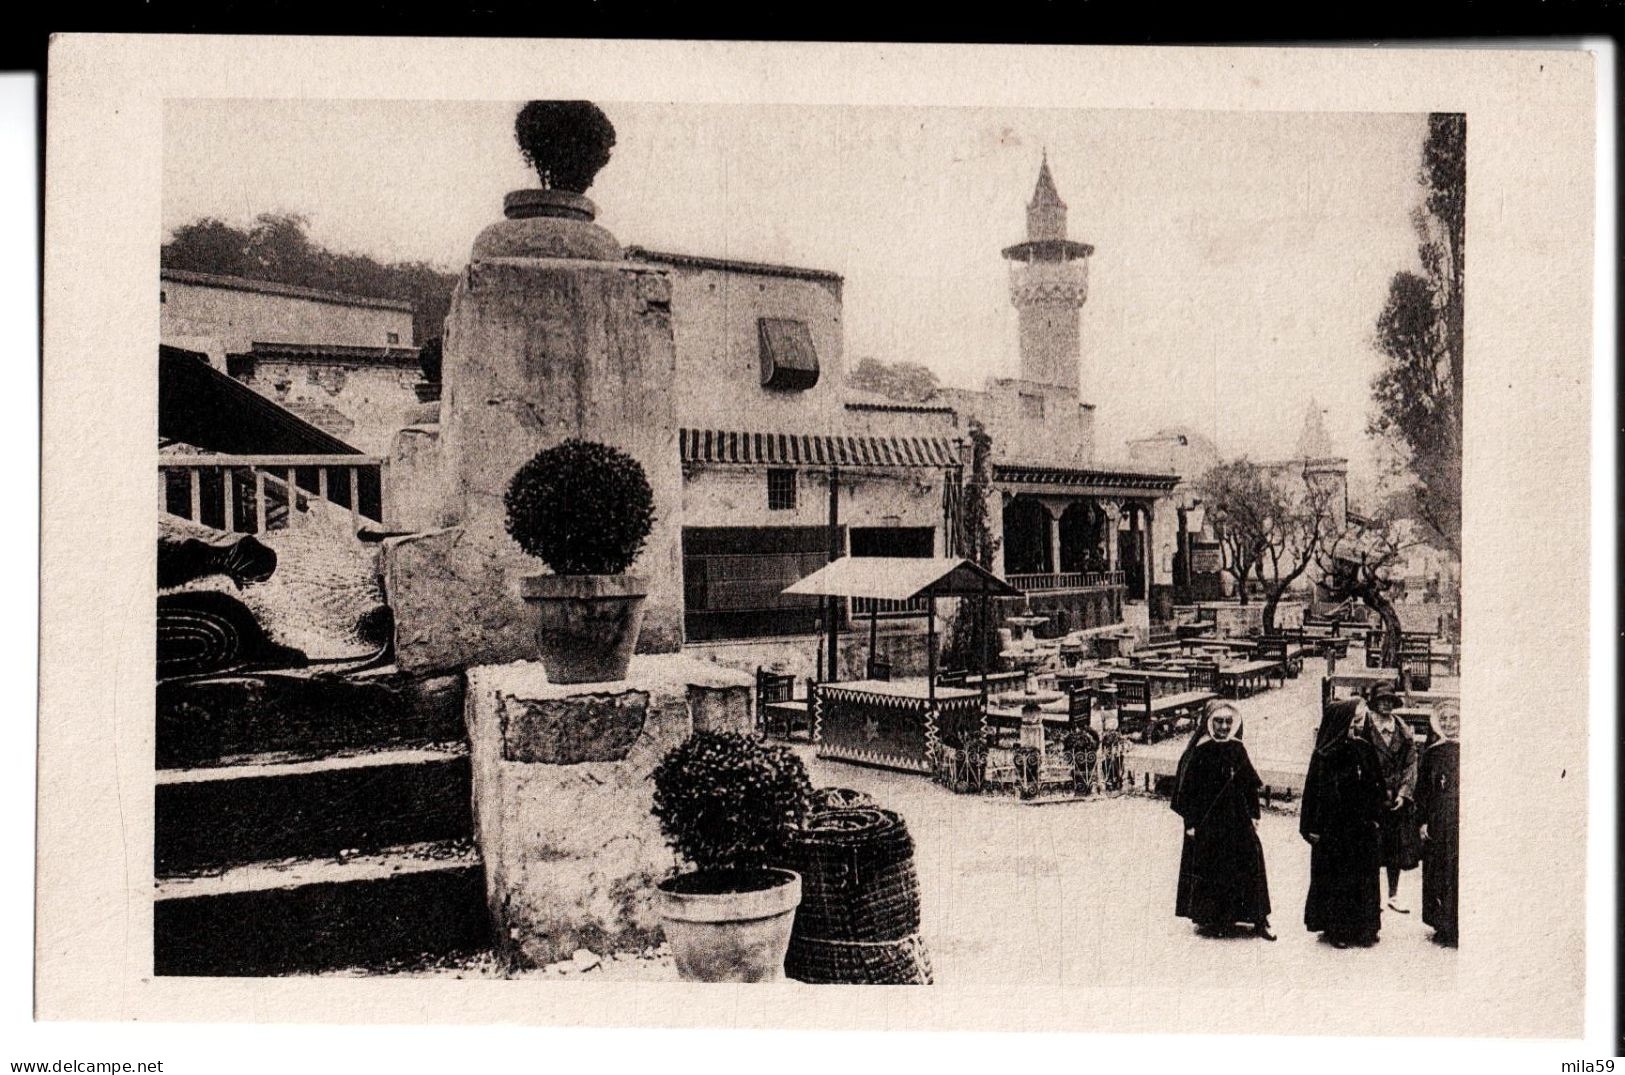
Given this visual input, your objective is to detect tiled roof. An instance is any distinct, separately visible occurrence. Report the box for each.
[993,463,1181,492]
[247,342,421,364]
[843,400,957,416]
[681,428,961,468]
[626,247,843,285]
[161,268,416,313]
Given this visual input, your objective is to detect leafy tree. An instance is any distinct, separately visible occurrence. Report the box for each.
[162,212,458,346]
[1370,113,1464,557]
[1197,459,1339,630]
[1196,459,1269,606]
[1313,507,1426,668]
[847,356,942,403]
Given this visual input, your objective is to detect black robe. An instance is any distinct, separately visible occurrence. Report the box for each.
[1418,740,1459,938]
[1172,739,1271,928]
[1301,710,1386,940]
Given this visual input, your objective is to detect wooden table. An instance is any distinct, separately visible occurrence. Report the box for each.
[1218,659,1282,697]
[815,680,984,773]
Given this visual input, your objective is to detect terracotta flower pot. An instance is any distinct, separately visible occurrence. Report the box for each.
[518,573,647,684]
[656,868,802,983]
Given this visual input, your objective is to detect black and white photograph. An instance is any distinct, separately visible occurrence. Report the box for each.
[35,36,1600,1051]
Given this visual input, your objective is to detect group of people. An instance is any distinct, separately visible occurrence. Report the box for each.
[1170,687,1460,949]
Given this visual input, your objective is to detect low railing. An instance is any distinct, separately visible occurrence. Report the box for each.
[1007,570,1125,593]
[159,453,385,537]
[851,595,931,618]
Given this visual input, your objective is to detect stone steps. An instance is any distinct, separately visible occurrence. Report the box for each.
[156,668,464,769]
[155,667,489,975]
[156,743,472,875]
[153,838,487,976]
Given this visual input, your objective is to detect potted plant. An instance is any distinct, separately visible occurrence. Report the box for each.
[650,731,812,982]
[504,438,655,684]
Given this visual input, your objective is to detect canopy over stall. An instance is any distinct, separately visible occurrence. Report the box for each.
[784,556,1023,708]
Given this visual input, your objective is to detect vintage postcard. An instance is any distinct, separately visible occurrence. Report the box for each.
[38,35,1599,1043]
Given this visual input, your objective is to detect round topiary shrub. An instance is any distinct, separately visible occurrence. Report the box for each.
[504,438,655,576]
[651,731,812,883]
[514,100,617,194]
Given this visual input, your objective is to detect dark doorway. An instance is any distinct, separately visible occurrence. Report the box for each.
[850,526,934,558]
[1002,496,1049,575]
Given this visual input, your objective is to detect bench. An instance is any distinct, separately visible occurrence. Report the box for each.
[963,669,1029,691]
[756,667,814,741]
[1113,677,1216,743]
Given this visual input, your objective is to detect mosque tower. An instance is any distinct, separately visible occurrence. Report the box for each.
[1001,153,1094,394]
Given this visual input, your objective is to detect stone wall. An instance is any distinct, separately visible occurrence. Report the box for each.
[161,276,413,350]
[937,379,1096,469]
[681,465,947,535]
[388,247,685,674]
[638,258,848,435]
[234,357,423,457]
[384,414,443,533]
[466,655,754,967]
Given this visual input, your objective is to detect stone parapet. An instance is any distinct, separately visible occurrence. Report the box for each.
[466,654,754,967]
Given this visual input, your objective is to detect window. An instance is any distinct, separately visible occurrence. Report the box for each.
[1020,393,1046,419]
[387,332,400,345]
[682,526,842,640]
[758,318,819,390]
[160,290,167,304]
[767,468,797,511]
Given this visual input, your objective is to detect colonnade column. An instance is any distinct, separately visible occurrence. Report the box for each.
[1141,500,1156,602]
[1100,498,1121,574]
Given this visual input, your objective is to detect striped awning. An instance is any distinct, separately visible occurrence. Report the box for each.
[680,428,961,468]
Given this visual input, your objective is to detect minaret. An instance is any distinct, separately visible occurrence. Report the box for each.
[1002,153,1094,393]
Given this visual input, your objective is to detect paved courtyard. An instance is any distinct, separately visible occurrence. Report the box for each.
[787,650,1458,990]
[393,650,1459,989]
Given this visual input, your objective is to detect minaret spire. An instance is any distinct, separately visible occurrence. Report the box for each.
[1002,154,1094,394]
[1031,149,1064,210]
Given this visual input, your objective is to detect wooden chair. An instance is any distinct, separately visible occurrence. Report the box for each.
[866,656,893,682]
[756,667,812,741]
[1111,675,1216,744]
[1183,659,1220,694]
[936,668,969,688]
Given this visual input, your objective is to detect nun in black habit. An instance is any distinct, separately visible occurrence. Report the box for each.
[1172,701,1275,940]
[1418,701,1460,946]
[1300,698,1388,948]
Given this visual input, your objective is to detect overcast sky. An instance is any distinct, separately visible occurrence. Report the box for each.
[164,100,1431,484]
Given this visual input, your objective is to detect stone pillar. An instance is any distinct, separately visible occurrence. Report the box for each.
[1101,498,1121,573]
[1037,497,1068,577]
[466,654,754,967]
[988,488,1010,577]
[1142,501,1156,600]
[384,190,685,674]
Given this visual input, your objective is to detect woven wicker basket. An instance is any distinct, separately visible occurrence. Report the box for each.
[784,932,934,985]
[778,806,933,984]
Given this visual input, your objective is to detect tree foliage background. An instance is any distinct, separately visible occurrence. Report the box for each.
[847,356,942,403]
[1370,113,1464,557]
[162,211,458,347]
